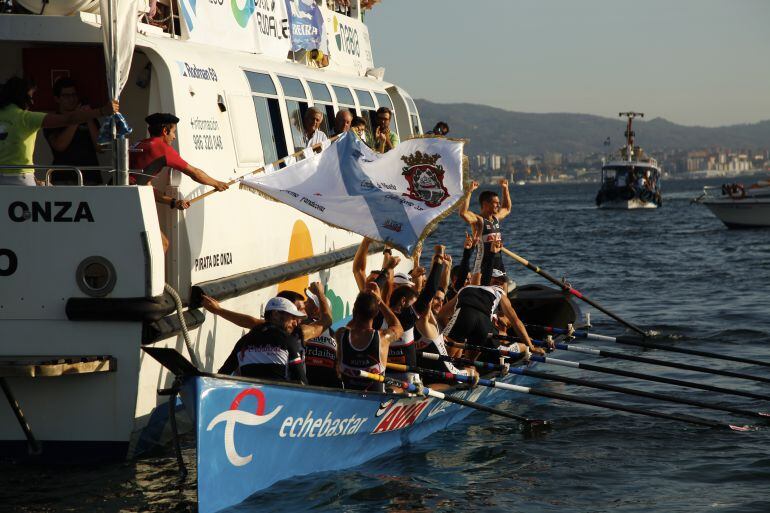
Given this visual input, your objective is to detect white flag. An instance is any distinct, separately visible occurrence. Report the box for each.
[241,133,466,255]
[100,0,139,99]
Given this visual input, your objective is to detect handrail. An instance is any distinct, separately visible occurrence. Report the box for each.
[0,164,114,186]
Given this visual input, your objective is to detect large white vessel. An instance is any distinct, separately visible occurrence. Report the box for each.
[595,112,662,209]
[0,0,424,461]
[695,182,770,228]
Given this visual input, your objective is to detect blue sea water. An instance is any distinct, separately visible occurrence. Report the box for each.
[2,176,770,512]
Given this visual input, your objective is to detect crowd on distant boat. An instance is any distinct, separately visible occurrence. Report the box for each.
[202,178,544,392]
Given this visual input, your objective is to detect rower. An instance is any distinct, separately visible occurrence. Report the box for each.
[302,284,342,388]
[439,262,539,362]
[458,179,512,281]
[337,283,403,392]
[415,246,479,390]
[217,297,308,384]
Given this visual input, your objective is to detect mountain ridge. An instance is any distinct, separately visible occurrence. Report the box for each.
[414,100,770,156]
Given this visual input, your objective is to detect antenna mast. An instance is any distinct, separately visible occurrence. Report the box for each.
[618,111,644,161]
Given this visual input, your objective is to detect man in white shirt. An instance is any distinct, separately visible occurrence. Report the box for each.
[302,107,328,148]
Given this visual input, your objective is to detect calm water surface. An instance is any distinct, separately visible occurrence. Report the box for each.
[3,176,770,512]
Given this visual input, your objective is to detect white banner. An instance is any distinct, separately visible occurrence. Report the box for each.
[241,134,466,255]
[179,0,291,56]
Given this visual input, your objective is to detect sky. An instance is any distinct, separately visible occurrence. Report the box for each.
[365,0,770,127]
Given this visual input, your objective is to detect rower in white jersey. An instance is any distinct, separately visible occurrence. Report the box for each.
[438,240,542,363]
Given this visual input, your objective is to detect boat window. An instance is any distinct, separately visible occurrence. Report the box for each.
[307,81,332,103]
[373,92,397,134]
[354,89,375,109]
[332,85,355,107]
[286,99,311,152]
[405,96,418,115]
[278,75,307,99]
[410,114,420,135]
[252,96,288,163]
[246,72,278,96]
[374,92,393,111]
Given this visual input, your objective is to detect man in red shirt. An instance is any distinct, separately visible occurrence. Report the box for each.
[130,113,229,251]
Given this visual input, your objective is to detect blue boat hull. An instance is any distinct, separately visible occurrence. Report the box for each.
[185,371,532,513]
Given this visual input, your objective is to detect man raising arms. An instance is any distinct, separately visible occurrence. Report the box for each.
[458,178,512,277]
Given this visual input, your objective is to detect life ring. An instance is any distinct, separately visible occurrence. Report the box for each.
[728,183,746,199]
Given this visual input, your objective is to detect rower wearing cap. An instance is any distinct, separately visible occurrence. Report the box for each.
[217,296,308,383]
[130,112,229,251]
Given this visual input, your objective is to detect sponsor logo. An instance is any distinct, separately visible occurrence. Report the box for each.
[401,152,450,208]
[371,399,429,434]
[176,61,218,81]
[333,15,360,56]
[207,388,283,467]
[8,201,94,223]
[375,399,395,417]
[278,410,367,438]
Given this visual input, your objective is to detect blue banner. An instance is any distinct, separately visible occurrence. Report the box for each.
[285,0,326,52]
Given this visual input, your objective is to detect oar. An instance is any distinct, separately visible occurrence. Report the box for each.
[428,347,770,402]
[415,355,751,431]
[391,361,768,422]
[500,246,647,336]
[188,134,341,205]
[490,334,770,385]
[526,324,770,369]
[355,370,547,429]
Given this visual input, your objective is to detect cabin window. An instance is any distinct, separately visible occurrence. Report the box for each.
[279,75,311,152]
[354,90,375,109]
[307,81,335,134]
[246,71,278,95]
[332,85,356,109]
[278,76,307,99]
[245,71,288,161]
[374,92,398,134]
[405,96,421,135]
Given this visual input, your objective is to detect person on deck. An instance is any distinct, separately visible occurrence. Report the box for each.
[350,115,370,146]
[458,179,512,281]
[129,113,229,252]
[333,109,352,135]
[44,77,103,185]
[373,106,398,153]
[302,107,328,148]
[0,76,118,186]
[217,296,308,384]
[426,121,449,136]
[337,283,403,392]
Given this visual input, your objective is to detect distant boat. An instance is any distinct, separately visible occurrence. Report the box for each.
[515,180,526,186]
[694,181,770,228]
[595,112,662,209]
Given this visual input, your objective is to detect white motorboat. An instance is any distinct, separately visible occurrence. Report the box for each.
[0,0,424,461]
[595,112,662,210]
[695,182,770,228]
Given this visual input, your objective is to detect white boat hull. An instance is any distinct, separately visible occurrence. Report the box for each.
[598,198,658,210]
[701,199,770,228]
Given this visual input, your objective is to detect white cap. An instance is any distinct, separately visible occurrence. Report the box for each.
[264,297,306,318]
[304,287,320,309]
[393,272,413,285]
[491,269,506,278]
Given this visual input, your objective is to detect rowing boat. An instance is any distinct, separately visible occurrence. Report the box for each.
[145,285,581,513]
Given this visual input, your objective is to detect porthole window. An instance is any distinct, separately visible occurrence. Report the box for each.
[76,256,116,297]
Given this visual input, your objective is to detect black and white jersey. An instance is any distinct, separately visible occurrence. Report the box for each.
[229,324,308,384]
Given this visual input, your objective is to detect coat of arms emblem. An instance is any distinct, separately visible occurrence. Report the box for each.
[401,151,449,208]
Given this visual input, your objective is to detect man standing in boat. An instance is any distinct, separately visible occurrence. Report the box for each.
[129,112,229,252]
[458,178,512,278]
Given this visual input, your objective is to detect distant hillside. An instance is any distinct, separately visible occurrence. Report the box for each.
[415,100,770,156]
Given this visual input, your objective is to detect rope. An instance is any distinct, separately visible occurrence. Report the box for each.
[164,283,201,369]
